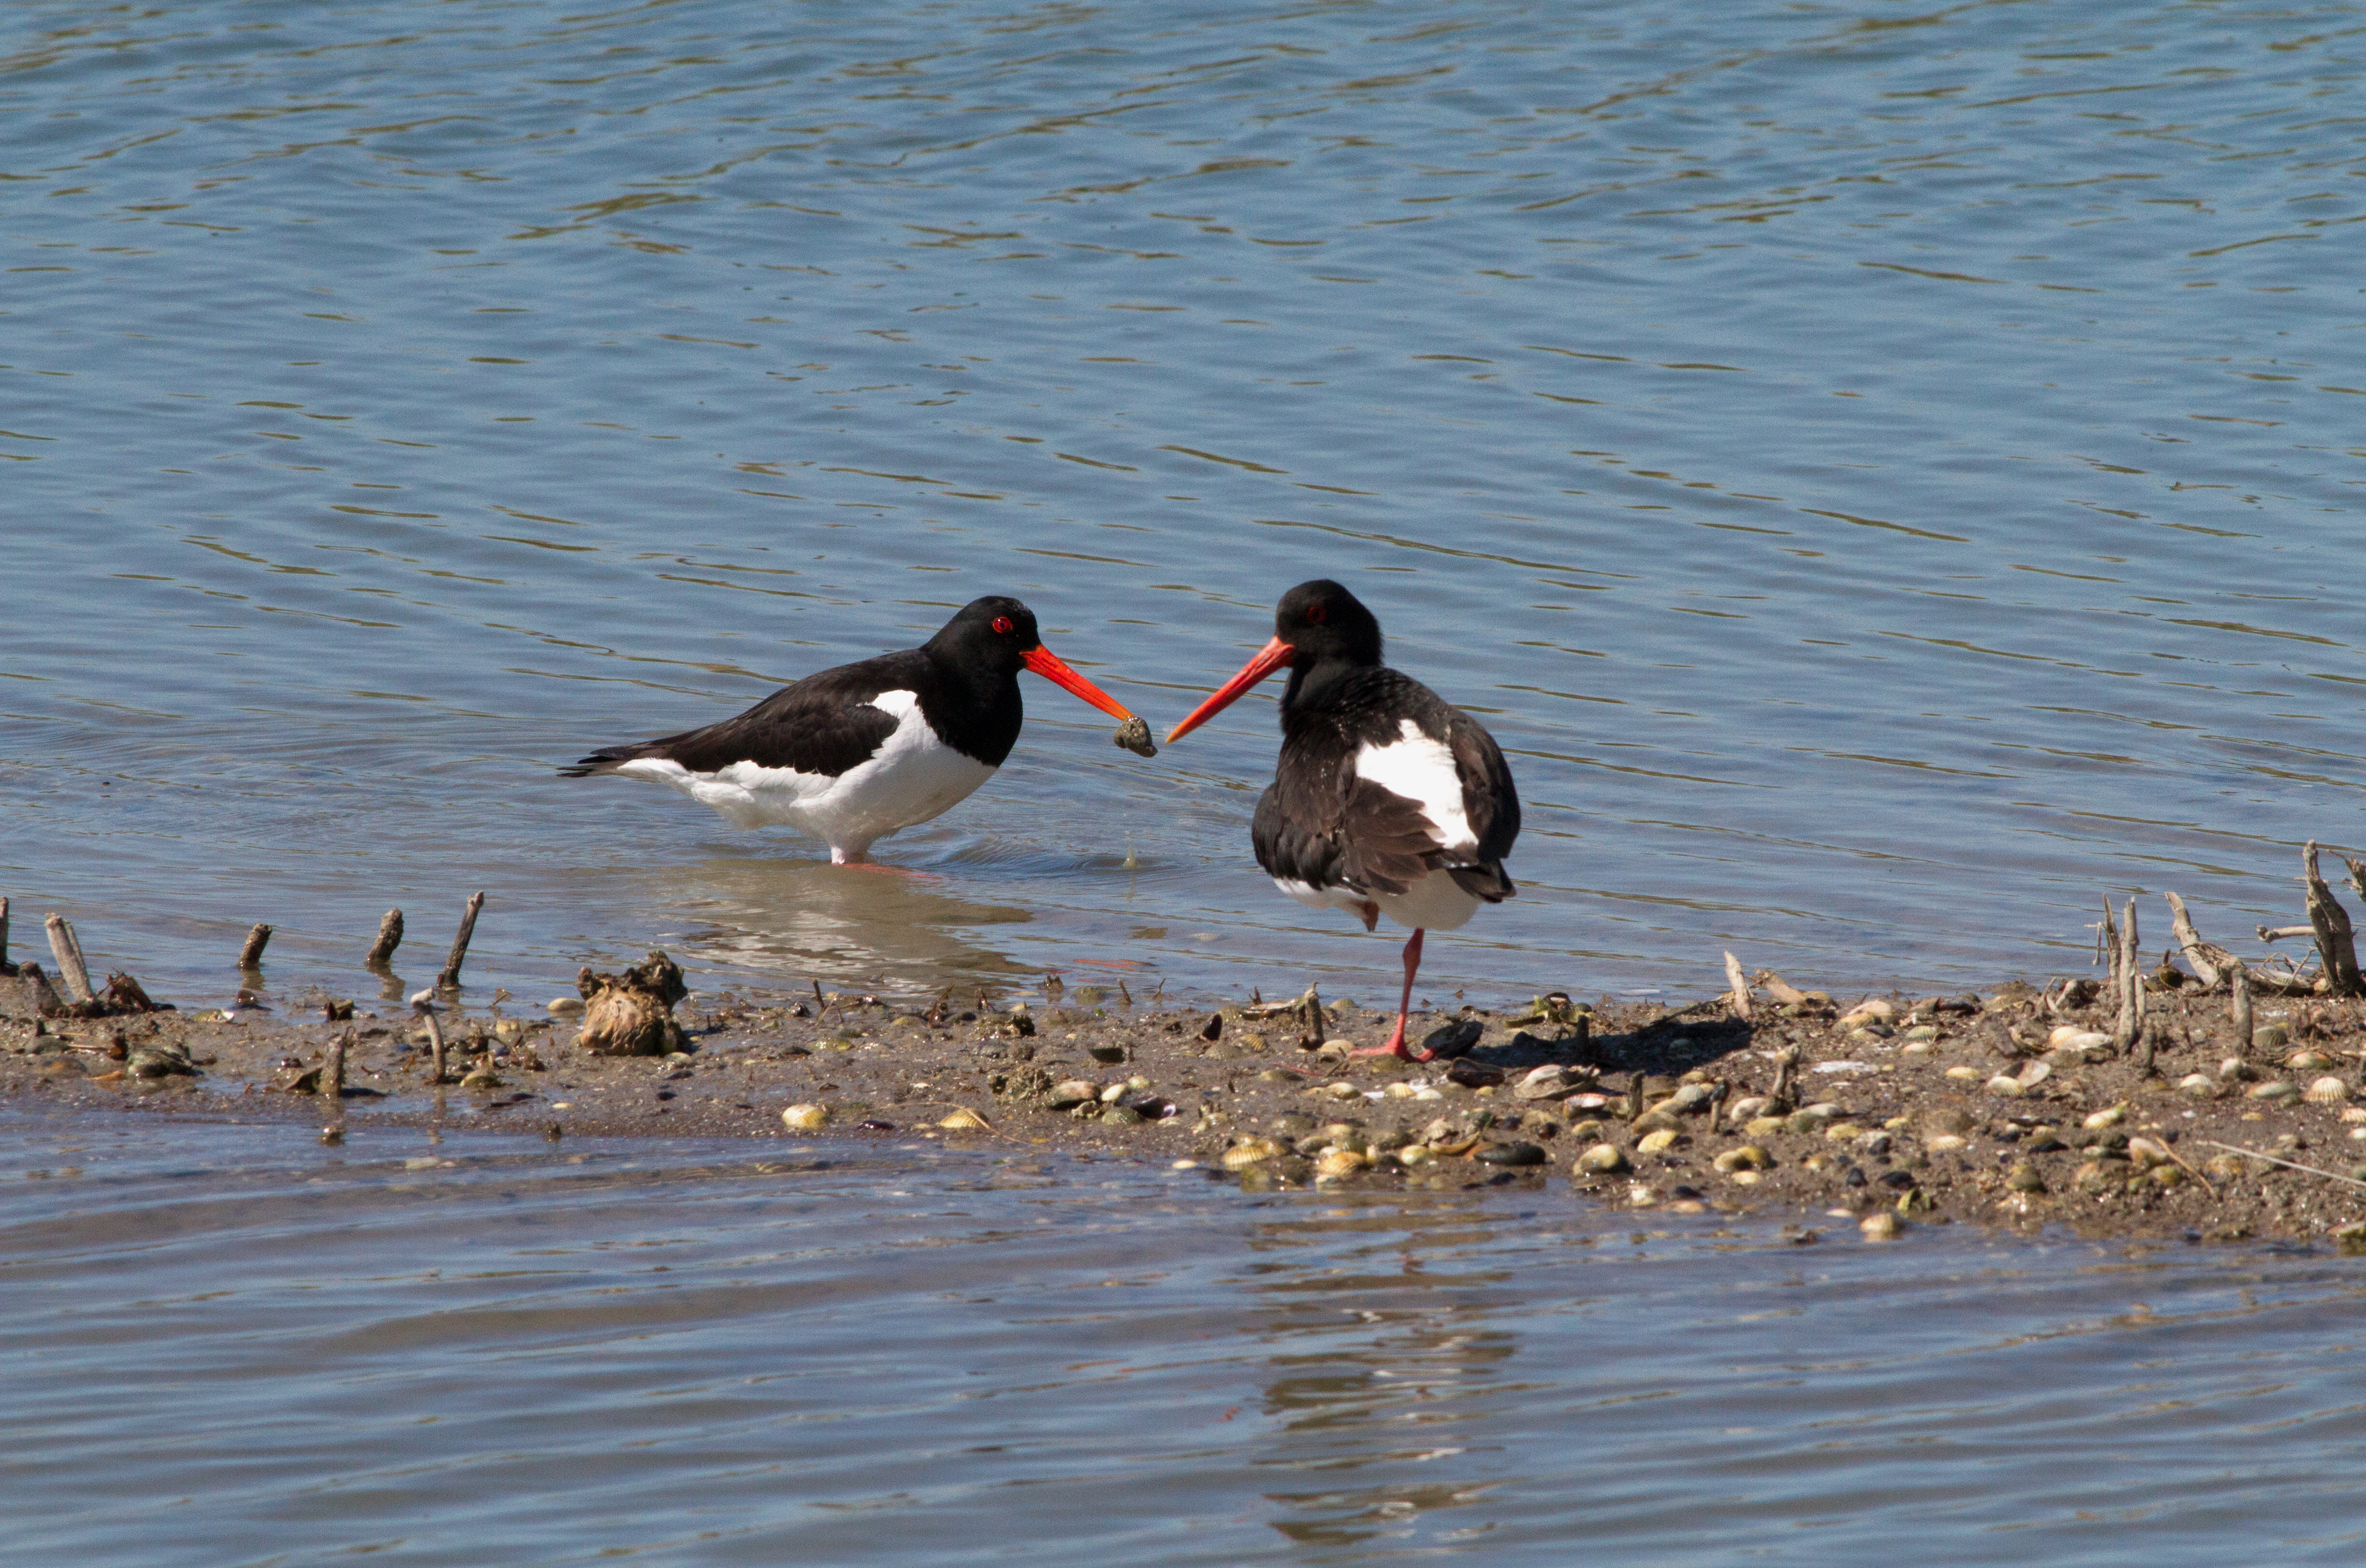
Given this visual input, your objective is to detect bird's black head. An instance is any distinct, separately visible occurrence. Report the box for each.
[1273,580,1383,669]
[927,597,1139,722]
[931,596,1042,674]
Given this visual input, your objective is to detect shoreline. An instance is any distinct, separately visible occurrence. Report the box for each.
[7,966,2366,1249]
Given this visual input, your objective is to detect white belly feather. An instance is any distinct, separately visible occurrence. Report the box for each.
[616,690,994,860]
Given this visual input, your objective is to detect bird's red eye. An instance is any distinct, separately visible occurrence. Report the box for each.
[992,615,1015,636]
[1304,602,1327,625]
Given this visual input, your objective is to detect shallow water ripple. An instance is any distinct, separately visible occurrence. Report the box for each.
[3,0,2363,1016]
[4,1120,2366,1564]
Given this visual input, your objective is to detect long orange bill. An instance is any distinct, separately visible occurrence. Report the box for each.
[1020,644,1136,720]
[1165,635,1292,743]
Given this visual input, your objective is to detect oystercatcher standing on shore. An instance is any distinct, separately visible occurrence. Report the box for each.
[1165,580,1520,1061]
[561,597,1139,865]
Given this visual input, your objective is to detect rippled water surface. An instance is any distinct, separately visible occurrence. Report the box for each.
[3,1115,2365,1566]
[14,6,2366,1557]
[8,0,2366,1009]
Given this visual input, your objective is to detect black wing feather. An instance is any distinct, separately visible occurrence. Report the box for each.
[560,653,919,779]
[1250,669,1520,904]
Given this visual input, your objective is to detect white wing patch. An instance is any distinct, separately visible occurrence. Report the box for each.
[1354,718,1475,855]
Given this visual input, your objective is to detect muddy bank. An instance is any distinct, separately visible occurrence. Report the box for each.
[7,964,2366,1250]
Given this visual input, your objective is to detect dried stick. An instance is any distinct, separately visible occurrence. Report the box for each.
[436,892,485,990]
[2257,924,2316,943]
[2230,960,2254,1051]
[325,1028,350,1098]
[2303,841,2365,997]
[365,908,405,969]
[2096,895,2120,981]
[0,895,12,975]
[237,923,272,969]
[2162,892,2230,991]
[416,1001,449,1083]
[2197,1139,2366,1190]
[1722,952,1753,1020]
[1752,969,1810,1007]
[2108,897,2141,1051]
[44,915,94,1004]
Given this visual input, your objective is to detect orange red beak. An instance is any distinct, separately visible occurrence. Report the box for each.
[1020,644,1136,721]
[1165,635,1293,743]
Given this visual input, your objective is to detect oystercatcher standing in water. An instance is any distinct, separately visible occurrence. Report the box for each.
[1165,580,1520,1061]
[561,597,1138,865]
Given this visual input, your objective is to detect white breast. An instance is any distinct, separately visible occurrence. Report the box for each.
[1354,718,1476,855]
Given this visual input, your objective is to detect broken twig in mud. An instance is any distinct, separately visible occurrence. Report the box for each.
[324,1027,350,1099]
[2230,960,2254,1050]
[1752,969,1812,1007]
[365,908,404,969]
[2301,841,2364,997]
[414,997,449,1084]
[44,915,94,1004]
[237,923,272,970]
[0,896,12,976]
[2163,891,2231,991]
[2112,897,2141,1052]
[1723,952,1753,1020]
[436,892,485,991]
[2198,1140,2366,1191]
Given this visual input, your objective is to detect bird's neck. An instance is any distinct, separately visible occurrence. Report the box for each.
[1280,656,1367,721]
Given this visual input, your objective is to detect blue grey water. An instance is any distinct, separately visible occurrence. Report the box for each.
[6,1,2366,1558]
[7,1114,2366,1566]
[6,0,2363,1010]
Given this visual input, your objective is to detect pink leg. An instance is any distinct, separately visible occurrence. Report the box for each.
[1350,928,1430,1061]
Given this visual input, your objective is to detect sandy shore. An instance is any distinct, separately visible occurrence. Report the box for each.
[6,968,2366,1248]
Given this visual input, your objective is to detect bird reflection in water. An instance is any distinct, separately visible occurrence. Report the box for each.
[1236,1196,1535,1547]
[640,855,1038,994]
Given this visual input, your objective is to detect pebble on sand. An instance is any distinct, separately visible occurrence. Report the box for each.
[1861,1212,1903,1241]
[1575,1144,1630,1175]
[781,1103,831,1131]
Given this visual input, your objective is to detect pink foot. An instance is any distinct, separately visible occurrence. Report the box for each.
[1349,1023,1435,1063]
